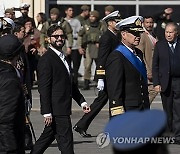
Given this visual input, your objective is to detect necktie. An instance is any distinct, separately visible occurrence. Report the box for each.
[170,43,175,53]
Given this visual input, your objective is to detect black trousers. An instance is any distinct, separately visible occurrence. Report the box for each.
[75,90,108,131]
[160,78,180,141]
[30,116,74,154]
[67,49,82,85]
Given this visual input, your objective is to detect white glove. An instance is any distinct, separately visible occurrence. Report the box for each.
[97,79,104,91]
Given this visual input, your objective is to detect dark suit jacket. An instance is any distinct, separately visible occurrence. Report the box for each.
[106,44,149,109]
[152,38,180,92]
[38,48,85,116]
[96,29,120,80]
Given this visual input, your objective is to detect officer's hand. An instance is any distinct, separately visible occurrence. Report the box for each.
[44,115,53,126]
[154,85,161,92]
[97,79,104,91]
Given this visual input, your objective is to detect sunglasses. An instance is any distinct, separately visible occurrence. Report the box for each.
[126,30,143,37]
[51,34,66,39]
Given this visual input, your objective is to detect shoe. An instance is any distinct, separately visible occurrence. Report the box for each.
[73,125,91,137]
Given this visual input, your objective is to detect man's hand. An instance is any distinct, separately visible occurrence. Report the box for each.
[82,105,91,113]
[164,8,173,15]
[97,79,104,91]
[44,115,53,126]
[154,85,161,92]
[66,47,72,55]
[78,48,85,55]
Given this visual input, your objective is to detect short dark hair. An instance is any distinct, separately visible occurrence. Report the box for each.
[13,24,24,33]
[47,24,64,37]
[143,16,154,21]
[65,5,74,11]
[38,12,47,23]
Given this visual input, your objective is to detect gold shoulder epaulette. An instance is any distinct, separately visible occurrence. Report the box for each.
[96,70,105,75]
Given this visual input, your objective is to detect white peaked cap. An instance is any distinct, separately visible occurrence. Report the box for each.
[116,16,144,31]
[20,3,30,8]
[3,17,15,29]
[102,10,121,22]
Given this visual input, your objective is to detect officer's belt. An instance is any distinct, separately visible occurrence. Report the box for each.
[115,45,147,82]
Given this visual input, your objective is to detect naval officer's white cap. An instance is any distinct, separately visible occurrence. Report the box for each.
[115,16,144,32]
[3,17,15,29]
[102,10,121,23]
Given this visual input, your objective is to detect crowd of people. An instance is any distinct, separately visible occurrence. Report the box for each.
[0,2,180,154]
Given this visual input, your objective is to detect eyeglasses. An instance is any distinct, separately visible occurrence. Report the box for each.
[51,35,66,39]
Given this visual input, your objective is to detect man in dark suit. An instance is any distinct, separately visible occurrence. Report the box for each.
[106,16,150,117]
[73,11,120,137]
[152,22,180,143]
[30,25,90,154]
[0,34,25,154]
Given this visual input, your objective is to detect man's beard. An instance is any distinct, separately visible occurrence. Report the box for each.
[50,40,65,50]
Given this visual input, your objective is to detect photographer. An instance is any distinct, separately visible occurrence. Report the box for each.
[15,3,35,27]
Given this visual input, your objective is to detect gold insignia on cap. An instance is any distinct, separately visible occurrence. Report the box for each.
[3,20,8,26]
[135,18,142,27]
[110,106,125,116]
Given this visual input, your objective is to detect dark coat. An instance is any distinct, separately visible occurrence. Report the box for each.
[106,44,150,109]
[38,48,85,116]
[152,38,180,92]
[0,61,25,153]
[96,29,120,80]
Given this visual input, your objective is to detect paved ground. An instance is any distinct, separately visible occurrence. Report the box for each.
[27,82,180,154]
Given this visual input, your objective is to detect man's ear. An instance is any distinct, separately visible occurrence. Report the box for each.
[47,37,51,43]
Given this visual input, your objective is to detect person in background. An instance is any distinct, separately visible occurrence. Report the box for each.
[65,6,82,86]
[15,3,36,27]
[152,22,180,144]
[0,17,15,36]
[4,8,15,20]
[153,8,173,41]
[0,34,25,154]
[13,24,33,150]
[75,5,90,26]
[36,12,47,31]
[23,18,40,87]
[136,16,158,103]
[106,16,150,117]
[30,25,90,154]
[101,5,115,31]
[78,10,106,90]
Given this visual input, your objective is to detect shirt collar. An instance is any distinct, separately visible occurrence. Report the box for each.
[168,38,177,47]
[122,42,134,53]
[49,45,65,59]
[108,28,117,35]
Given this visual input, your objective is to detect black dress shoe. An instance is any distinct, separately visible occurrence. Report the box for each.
[73,125,91,137]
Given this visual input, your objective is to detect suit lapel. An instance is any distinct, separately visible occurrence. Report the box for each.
[49,49,71,78]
